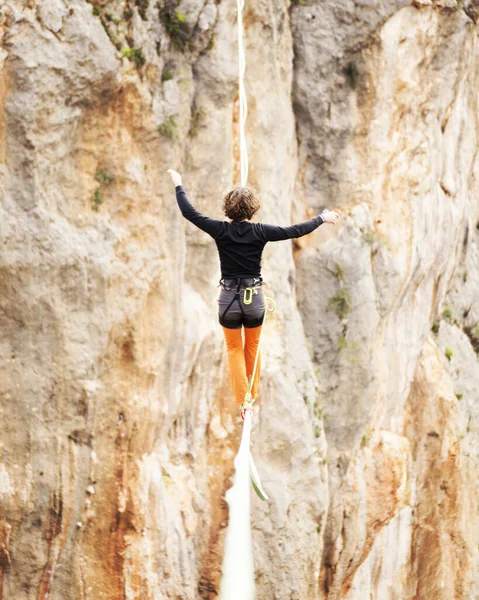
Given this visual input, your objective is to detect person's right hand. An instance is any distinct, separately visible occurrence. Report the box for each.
[320,209,340,225]
[167,169,182,187]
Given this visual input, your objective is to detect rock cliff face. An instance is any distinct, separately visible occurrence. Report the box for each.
[0,1,478,599]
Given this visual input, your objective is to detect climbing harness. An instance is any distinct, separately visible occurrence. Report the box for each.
[219,276,263,289]
[218,276,263,326]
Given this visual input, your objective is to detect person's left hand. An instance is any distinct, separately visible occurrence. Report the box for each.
[167,169,182,187]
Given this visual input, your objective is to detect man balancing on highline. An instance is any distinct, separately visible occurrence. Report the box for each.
[167,169,340,419]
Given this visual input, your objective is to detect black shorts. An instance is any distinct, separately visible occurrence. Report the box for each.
[218,286,265,329]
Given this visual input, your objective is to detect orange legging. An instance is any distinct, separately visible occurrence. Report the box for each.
[222,325,262,405]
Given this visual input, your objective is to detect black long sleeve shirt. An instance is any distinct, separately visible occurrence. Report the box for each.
[176,185,324,278]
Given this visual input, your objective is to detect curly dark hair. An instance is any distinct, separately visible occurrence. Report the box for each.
[223,187,260,221]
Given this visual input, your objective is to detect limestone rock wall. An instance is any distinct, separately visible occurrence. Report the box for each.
[292,1,479,598]
[0,1,478,599]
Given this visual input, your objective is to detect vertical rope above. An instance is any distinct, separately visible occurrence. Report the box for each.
[237,0,248,186]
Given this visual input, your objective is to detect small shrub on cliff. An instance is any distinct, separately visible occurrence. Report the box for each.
[455,392,463,400]
[445,347,454,361]
[333,264,344,281]
[95,170,115,187]
[327,289,351,320]
[158,4,191,52]
[92,169,115,212]
[313,401,325,421]
[92,188,103,209]
[431,321,440,335]
[122,48,146,67]
[162,69,174,82]
[442,306,453,320]
[158,116,178,140]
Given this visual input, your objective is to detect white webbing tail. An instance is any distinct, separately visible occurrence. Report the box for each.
[219,411,255,600]
[237,0,248,187]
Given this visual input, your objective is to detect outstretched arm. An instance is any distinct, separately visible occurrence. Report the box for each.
[260,209,339,242]
[167,169,224,239]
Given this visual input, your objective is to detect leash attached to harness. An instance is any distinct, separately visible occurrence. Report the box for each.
[239,296,276,422]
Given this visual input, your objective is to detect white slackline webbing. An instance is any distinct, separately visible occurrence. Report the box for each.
[219,1,256,599]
